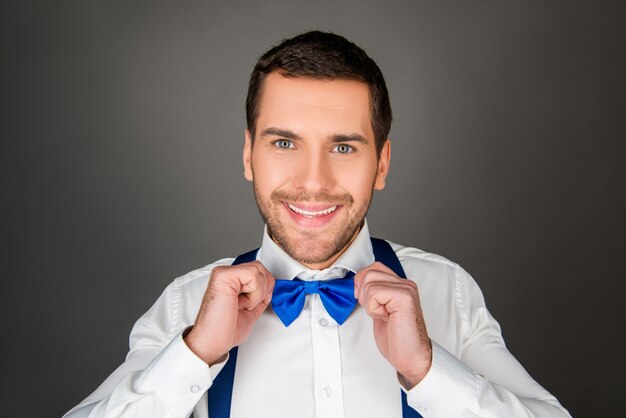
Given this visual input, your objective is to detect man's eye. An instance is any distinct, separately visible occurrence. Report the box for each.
[274,139,293,149]
[334,144,354,154]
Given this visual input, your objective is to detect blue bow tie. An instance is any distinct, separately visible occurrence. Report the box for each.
[271,271,357,326]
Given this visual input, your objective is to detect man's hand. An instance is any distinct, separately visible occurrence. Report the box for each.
[354,262,432,389]
[184,261,275,365]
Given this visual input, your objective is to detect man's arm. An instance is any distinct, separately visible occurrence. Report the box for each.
[63,259,274,418]
[358,246,572,417]
[63,330,216,418]
[62,276,218,418]
[409,266,572,417]
[405,340,571,417]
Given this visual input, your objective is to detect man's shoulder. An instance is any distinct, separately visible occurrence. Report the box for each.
[385,239,460,269]
[383,238,466,281]
[174,257,236,290]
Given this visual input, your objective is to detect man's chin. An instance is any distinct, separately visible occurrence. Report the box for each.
[268,229,338,265]
[283,238,335,265]
[280,226,361,268]
[265,211,365,267]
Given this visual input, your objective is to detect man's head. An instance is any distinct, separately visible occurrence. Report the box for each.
[246,31,392,156]
[243,31,392,269]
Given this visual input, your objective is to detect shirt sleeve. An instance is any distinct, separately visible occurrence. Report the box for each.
[404,266,572,418]
[62,276,228,418]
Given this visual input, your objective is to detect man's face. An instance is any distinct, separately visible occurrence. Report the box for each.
[243,72,390,269]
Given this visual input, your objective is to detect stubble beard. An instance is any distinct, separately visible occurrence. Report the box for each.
[253,182,374,266]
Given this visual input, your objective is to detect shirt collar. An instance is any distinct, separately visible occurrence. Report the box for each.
[257,219,375,280]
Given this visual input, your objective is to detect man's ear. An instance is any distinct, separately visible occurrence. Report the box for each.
[243,129,253,181]
[374,139,391,190]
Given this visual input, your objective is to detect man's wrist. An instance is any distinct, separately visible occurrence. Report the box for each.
[398,341,433,389]
[183,326,227,366]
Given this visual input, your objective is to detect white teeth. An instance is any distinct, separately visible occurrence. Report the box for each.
[288,204,338,217]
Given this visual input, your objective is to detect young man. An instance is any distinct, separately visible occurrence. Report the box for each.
[64,31,570,418]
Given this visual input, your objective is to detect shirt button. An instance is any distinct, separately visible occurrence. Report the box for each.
[190,384,201,393]
[321,386,333,397]
[319,318,329,327]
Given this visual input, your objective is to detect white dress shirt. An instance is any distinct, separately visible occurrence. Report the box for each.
[63,221,571,418]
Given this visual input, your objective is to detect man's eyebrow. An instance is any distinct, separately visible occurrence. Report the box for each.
[260,128,369,145]
[260,128,302,140]
[330,133,369,144]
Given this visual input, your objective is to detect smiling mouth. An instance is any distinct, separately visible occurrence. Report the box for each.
[286,203,339,218]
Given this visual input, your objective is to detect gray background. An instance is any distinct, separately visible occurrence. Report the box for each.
[5,1,625,417]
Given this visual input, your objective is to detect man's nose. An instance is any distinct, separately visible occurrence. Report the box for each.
[292,152,334,192]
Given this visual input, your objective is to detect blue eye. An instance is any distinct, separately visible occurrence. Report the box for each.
[274,139,293,149]
[334,144,354,154]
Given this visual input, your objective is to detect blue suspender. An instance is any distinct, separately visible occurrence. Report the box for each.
[207,248,256,418]
[207,239,423,418]
[369,238,423,418]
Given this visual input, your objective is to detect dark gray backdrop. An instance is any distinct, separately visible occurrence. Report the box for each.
[6,1,625,417]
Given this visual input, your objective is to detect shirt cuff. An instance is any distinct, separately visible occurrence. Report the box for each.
[404,341,479,417]
[133,329,230,414]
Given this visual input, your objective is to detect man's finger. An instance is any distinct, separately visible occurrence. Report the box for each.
[237,263,273,309]
[359,280,418,318]
[355,263,403,299]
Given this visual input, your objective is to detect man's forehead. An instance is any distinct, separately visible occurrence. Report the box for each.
[256,72,374,139]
